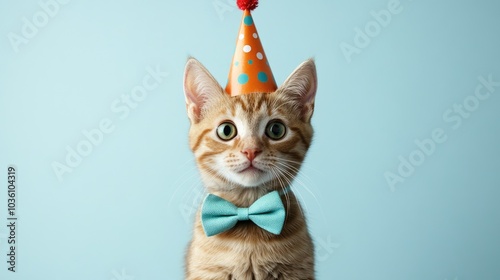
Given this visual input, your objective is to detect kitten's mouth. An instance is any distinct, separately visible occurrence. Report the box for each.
[239,164,263,174]
[234,163,271,187]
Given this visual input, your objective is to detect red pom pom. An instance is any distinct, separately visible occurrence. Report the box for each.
[237,0,258,11]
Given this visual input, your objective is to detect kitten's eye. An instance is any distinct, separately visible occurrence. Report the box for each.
[265,121,286,140]
[217,122,237,141]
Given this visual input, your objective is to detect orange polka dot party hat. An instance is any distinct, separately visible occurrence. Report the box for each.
[225,0,277,96]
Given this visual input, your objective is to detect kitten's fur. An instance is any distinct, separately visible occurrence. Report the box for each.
[183,57,317,280]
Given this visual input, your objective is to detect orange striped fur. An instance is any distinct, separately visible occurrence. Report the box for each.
[183,57,317,280]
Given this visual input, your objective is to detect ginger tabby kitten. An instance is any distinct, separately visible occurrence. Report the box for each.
[183,57,317,280]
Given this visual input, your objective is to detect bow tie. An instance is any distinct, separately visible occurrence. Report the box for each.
[201,190,286,237]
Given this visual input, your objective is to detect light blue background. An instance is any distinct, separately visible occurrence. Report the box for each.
[1,0,500,279]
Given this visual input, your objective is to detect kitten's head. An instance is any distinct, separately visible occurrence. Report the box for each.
[183,58,317,192]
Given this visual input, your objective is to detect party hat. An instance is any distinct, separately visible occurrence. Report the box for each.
[225,0,277,96]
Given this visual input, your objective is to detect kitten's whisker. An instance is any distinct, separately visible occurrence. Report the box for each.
[267,156,320,174]
[168,162,199,208]
[275,161,316,190]
[273,160,323,219]
[292,186,308,218]
[268,165,291,221]
[274,161,328,224]
[276,171,292,223]
[183,178,204,202]
[273,160,317,189]
[269,162,308,217]
[269,160,324,224]
[268,162,302,219]
[179,177,203,206]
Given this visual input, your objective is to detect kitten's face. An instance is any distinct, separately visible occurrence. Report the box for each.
[190,93,312,188]
[183,58,317,191]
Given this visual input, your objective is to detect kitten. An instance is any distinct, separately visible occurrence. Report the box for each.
[183,57,317,280]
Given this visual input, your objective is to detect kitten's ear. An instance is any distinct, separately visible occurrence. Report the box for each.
[278,59,317,122]
[183,57,224,123]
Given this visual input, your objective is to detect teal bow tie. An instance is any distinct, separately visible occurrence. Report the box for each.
[201,190,286,237]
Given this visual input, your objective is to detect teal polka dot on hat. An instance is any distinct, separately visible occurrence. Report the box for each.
[244,15,253,26]
[248,60,253,65]
[257,72,268,83]
[238,73,249,84]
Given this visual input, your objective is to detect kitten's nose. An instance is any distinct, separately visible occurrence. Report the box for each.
[241,148,262,162]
